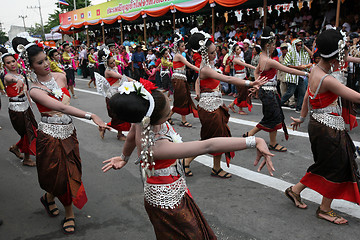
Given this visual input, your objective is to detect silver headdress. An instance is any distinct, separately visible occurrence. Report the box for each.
[17,42,39,83]
[190,27,212,66]
[99,44,111,67]
[228,39,238,56]
[173,32,183,53]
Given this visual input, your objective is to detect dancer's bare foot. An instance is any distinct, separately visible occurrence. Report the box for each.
[316,207,348,224]
[23,158,36,167]
[9,145,23,159]
[285,186,307,209]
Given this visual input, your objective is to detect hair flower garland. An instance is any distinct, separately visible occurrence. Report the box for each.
[118,81,150,100]
[140,78,157,93]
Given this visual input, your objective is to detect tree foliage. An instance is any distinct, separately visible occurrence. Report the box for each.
[42,0,92,34]
[0,29,9,44]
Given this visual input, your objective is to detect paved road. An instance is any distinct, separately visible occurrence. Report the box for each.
[1,77,360,240]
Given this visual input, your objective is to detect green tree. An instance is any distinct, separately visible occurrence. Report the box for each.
[0,29,9,44]
[28,23,44,37]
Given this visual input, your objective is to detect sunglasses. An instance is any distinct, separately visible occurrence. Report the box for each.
[296,43,303,47]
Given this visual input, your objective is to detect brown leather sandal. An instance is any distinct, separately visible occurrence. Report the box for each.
[316,207,348,225]
[285,186,307,209]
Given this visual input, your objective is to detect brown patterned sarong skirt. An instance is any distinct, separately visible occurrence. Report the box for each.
[145,192,217,240]
[36,129,87,209]
[171,77,198,117]
[198,105,234,166]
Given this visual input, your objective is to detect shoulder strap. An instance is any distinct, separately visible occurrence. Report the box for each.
[260,58,269,73]
[311,74,330,99]
[29,86,53,95]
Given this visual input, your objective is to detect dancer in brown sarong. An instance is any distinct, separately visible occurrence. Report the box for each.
[181,28,268,178]
[13,37,109,234]
[289,29,360,225]
[102,79,275,239]
[1,47,37,166]
[168,33,199,127]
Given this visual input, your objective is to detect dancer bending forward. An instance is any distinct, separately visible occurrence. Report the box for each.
[102,79,275,239]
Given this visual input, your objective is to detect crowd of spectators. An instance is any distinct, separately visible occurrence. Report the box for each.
[68,1,360,109]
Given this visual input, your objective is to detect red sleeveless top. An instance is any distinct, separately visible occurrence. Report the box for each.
[6,83,20,98]
[260,68,277,79]
[173,61,185,69]
[106,77,118,86]
[234,63,245,71]
[308,88,338,110]
[36,88,71,113]
[200,77,220,91]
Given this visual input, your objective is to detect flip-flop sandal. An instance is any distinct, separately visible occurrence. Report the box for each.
[238,110,248,115]
[180,121,192,127]
[228,104,236,113]
[62,217,76,234]
[269,143,287,152]
[211,168,232,179]
[316,207,348,225]
[40,193,59,217]
[181,159,193,177]
[9,145,24,159]
[284,186,307,209]
[167,118,175,125]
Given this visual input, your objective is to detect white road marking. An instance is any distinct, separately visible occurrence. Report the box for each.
[72,116,360,220]
[75,88,360,146]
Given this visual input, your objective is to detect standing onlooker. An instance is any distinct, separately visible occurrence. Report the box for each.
[79,45,88,78]
[278,43,294,107]
[281,39,311,112]
[131,45,145,81]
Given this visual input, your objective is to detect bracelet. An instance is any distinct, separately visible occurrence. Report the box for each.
[245,136,256,148]
[299,116,306,123]
[304,72,309,77]
[245,80,251,87]
[84,112,92,120]
[120,153,130,163]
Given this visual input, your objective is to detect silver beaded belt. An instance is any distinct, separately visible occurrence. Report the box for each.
[41,114,72,125]
[153,165,179,177]
[311,105,341,115]
[38,122,75,140]
[261,86,277,91]
[144,176,187,209]
[171,69,187,81]
[8,101,29,112]
[199,91,223,112]
[311,112,345,131]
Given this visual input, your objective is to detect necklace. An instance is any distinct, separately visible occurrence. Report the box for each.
[316,64,331,74]
[8,72,24,82]
[40,75,59,90]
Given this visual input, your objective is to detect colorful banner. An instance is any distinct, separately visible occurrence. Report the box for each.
[59,0,189,25]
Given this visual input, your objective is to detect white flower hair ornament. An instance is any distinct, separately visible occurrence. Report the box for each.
[337,31,348,73]
[173,32,184,53]
[228,39,238,55]
[117,80,156,178]
[16,43,39,83]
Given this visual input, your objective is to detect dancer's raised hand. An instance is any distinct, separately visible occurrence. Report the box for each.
[253,138,275,176]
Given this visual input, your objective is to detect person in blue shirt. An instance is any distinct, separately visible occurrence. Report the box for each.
[131,45,146,81]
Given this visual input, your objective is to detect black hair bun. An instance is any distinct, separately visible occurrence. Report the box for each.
[12,37,30,53]
[188,33,206,52]
[316,29,343,59]
[0,47,8,55]
[106,39,116,47]
[262,26,273,38]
